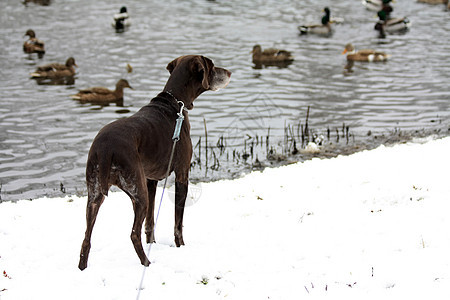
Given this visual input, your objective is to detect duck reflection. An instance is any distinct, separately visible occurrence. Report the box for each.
[344,60,355,74]
[23,0,51,6]
[253,60,294,69]
[33,75,75,86]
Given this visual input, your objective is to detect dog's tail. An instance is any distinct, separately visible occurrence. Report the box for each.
[98,152,112,196]
[86,150,112,197]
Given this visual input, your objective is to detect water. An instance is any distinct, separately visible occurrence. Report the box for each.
[1,0,449,201]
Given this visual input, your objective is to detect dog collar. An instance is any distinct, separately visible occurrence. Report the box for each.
[164,91,188,112]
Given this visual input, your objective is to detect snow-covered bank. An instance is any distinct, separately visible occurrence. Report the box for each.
[1,137,450,299]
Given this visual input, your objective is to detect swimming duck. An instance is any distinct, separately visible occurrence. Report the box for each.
[362,0,394,12]
[342,43,390,62]
[30,57,77,79]
[374,10,410,37]
[252,45,294,63]
[70,79,133,105]
[112,6,131,31]
[298,7,332,35]
[23,29,45,56]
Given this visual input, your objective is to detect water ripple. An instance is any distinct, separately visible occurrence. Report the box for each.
[0,0,449,200]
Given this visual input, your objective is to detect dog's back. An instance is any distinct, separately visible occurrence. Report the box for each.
[86,94,183,196]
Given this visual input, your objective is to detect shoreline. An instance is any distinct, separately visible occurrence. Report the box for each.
[1,124,448,202]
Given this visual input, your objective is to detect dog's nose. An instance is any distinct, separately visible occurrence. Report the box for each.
[226,70,232,77]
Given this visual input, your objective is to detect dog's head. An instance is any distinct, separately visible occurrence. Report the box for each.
[166,55,231,109]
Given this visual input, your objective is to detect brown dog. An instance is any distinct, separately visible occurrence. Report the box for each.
[78,55,231,270]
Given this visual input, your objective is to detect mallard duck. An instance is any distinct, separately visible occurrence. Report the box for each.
[375,10,410,37]
[23,29,45,56]
[298,7,332,35]
[362,0,394,11]
[342,43,390,62]
[112,6,131,31]
[252,45,294,64]
[70,79,133,104]
[330,16,345,24]
[30,57,77,79]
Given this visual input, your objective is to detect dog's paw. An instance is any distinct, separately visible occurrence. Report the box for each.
[142,258,151,267]
[175,237,185,247]
[146,234,155,244]
[78,260,87,271]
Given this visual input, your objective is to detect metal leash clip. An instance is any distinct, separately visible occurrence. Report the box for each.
[172,101,185,141]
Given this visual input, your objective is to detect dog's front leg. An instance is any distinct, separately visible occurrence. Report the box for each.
[145,179,158,243]
[174,181,188,247]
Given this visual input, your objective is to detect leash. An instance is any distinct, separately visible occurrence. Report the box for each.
[136,97,185,299]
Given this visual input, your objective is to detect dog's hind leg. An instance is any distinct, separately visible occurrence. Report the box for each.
[79,191,105,270]
[145,179,158,243]
[130,194,150,266]
[119,172,151,267]
[174,181,188,247]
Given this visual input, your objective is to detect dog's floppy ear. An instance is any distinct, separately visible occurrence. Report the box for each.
[194,56,214,90]
[166,57,179,74]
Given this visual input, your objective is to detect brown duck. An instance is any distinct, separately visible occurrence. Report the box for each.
[342,43,390,62]
[30,57,77,78]
[252,45,294,64]
[70,79,133,104]
[23,29,45,55]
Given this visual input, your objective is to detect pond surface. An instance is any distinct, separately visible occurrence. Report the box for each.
[1,0,449,201]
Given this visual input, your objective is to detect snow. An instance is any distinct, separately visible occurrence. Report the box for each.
[1,136,450,299]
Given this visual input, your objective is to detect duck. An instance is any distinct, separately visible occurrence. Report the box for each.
[362,0,394,12]
[23,29,45,56]
[251,45,294,69]
[30,57,77,79]
[70,79,133,105]
[298,7,332,35]
[112,6,131,31]
[252,45,294,63]
[374,10,411,37]
[342,43,390,62]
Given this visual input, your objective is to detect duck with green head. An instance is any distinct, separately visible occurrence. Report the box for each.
[362,0,394,12]
[375,10,410,37]
[112,6,130,31]
[298,7,332,36]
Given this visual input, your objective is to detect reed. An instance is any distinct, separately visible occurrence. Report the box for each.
[191,108,353,176]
